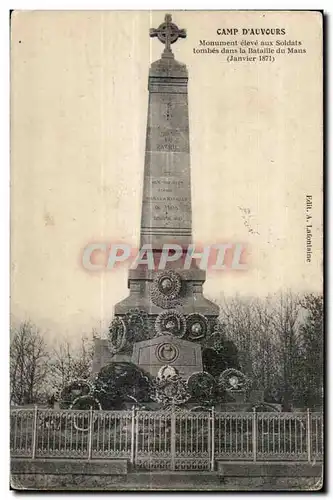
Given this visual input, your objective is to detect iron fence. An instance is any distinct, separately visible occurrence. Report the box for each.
[10,407,323,469]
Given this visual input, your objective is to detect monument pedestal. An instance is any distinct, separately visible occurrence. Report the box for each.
[131,334,202,379]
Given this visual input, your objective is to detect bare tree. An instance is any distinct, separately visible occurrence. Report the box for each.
[217,292,306,406]
[271,291,302,409]
[251,296,281,399]
[297,293,323,408]
[219,295,262,378]
[10,321,49,405]
[47,333,96,396]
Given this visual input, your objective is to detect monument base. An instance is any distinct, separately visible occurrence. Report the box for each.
[11,459,322,491]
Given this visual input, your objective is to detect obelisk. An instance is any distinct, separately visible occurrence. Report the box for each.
[140,14,192,250]
[114,12,218,315]
[92,14,219,374]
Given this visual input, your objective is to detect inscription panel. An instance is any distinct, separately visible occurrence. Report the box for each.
[140,82,192,246]
[146,127,189,153]
[141,151,192,233]
[132,335,203,379]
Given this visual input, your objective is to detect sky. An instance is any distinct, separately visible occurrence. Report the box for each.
[10,11,323,344]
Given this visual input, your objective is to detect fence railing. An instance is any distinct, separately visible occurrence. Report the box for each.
[10,407,323,469]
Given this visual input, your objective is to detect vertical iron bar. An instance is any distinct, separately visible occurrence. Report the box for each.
[135,410,139,466]
[252,408,257,462]
[283,418,286,454]
[130,406,136,464]
[124,410,128,454]
[219,415,221,455]
[19,412,23,452]
[12,411,16,452]
[224,416,226,453]
[307,408,312,463]
[184,415,188,453]
[241,416,243,455]
[64,412,67,454]
[201,416,204,453]
[102,412,105,454]
[179,415,182,454]
[320,415,324,454]
[119,413,122,451]
[171,408,176,471]
[96,411,99,452]
[31,405,38,459]
[53,410,56,454]
[47,410,50,454]
[210,407,215,471]
[70,412,73,453]
[13,411,18,453]
[191,415,193,453]
[25,411,29,452]
[246,416,249,455]
[108,413,111,453]
[153,411,156,455]
[261,414,264,453]
[59,410,62,454]
[113,414,117,451]
[88,407,93,460]
[142,414,145,454]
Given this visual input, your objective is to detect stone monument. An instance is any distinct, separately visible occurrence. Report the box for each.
[92,14,222,403]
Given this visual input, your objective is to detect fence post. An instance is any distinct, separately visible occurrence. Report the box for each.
[252,407,257,463]
[88,406,94,460]
[135,407,139,467]
[31,405,38,459]
[210,406,215,471]
[306,408,312,463]
[170,407,176,471]
[130,406,136,465]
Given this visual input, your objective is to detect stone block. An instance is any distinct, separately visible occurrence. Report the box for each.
[131,334,202,379]
[11,458,128,476]
[217,461,323,478]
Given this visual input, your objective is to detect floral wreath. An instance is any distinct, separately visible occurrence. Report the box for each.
[124,308,149,341]
[157,365,179,381]
[152,375,190,406]
[187,371,216,399]
[70,395,102,432]
[107,317,127,354]
[218,368,251,392]
[59,378,93,407]
[151,270,182,309]
[186,313,209,340]
[155,309,186,338]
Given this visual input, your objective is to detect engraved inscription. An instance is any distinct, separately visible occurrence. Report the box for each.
[146,127,189,153]
[143,188,190,224]
[163,102,172,121]
[156,130,179,152]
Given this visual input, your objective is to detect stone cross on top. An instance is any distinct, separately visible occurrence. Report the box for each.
[150,14,186,58]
